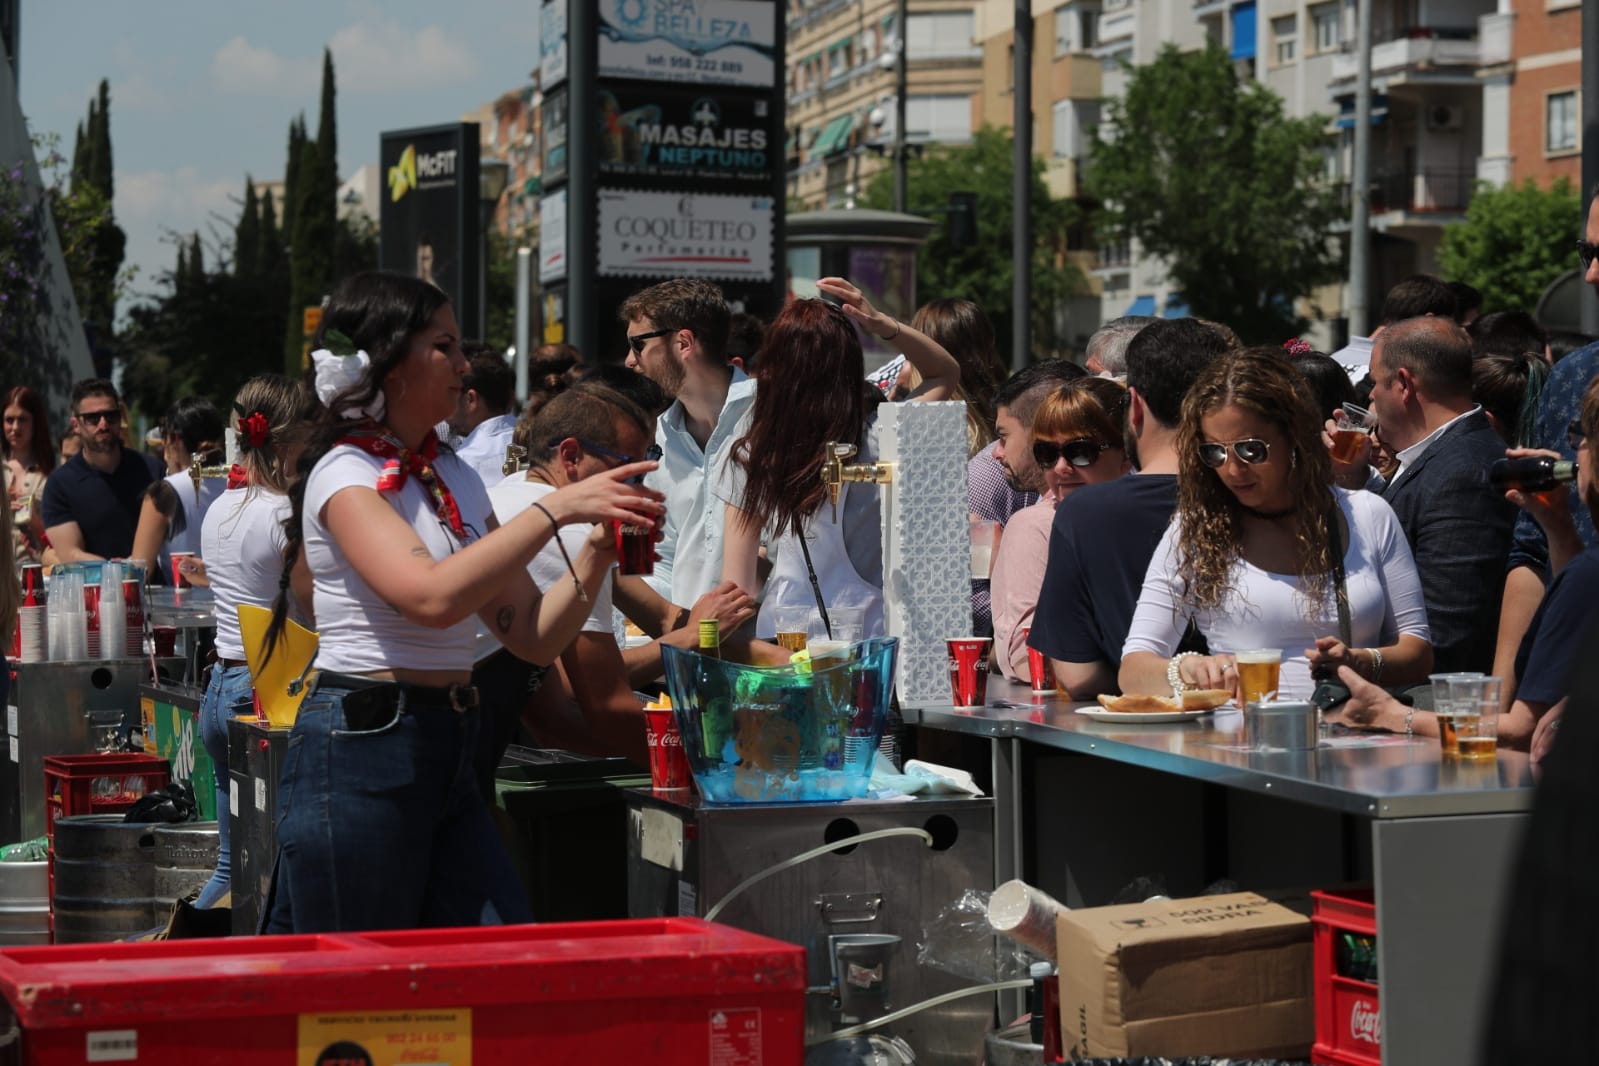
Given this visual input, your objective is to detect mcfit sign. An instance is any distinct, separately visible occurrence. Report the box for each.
[378,123,481,335]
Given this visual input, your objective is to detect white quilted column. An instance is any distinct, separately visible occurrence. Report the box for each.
[876,401,970,707]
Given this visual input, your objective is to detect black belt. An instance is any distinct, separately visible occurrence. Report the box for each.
[315,671,480,714]
[219,657,248,669]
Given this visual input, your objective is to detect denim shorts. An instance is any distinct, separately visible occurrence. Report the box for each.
[262,676,532,933]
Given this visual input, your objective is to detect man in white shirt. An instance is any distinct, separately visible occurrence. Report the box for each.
[621,279,757,609]
[451,345,520,488]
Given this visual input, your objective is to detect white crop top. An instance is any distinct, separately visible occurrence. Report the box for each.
[303,445,492,673]
[200,486,291,661]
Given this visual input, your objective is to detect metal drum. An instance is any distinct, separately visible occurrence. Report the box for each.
[51,815,157,943]
[0,860,50,945]
[152,822,219,914]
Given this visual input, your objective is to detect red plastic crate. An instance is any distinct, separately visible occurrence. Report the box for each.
[0,917,806,1065]
[42,753,170,841]
[1312,887,1381,1066]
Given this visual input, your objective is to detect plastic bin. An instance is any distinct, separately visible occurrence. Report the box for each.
[1311,888,1381,1066]
[42,753,170,841]
[0,917,805,1065]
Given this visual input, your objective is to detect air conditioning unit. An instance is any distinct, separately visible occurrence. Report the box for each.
[1427,104,1465,131]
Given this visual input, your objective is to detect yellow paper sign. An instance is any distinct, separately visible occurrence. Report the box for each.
[297,1009,471,1066]
[237,603,318,727]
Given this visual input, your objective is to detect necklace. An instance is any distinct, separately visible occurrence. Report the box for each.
[1242,503,1297,520]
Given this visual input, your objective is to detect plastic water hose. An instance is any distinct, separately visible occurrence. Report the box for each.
[805,979,1036,1046]
[703,826,934,923]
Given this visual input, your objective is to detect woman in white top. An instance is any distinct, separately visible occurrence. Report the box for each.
[1121,349,1433,702]
[719,278,960,639]
[131,397,226,585]
[260,272,663,934]
[193,374,316,910]
[991,378,1130,681]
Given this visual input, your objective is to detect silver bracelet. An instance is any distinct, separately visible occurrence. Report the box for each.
[1367,647,1384,683]
[1403,706,1415,737]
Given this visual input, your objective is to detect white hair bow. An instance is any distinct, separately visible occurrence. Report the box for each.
[311,347,385,421]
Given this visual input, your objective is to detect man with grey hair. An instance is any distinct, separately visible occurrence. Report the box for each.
[1085,316,1156,377]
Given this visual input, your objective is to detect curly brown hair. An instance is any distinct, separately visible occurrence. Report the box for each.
[1174,347,1336,617]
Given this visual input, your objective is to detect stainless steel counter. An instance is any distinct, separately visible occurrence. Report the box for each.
[913,680,1532,819]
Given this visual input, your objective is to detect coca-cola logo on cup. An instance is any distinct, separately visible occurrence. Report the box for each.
[661,730,682,748]
[1349,999,1382,1045]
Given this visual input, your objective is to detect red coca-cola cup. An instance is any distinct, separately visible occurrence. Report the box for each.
[613,519,656,576]
[170,552,196,589]
[947,637,993,708]
[153,626,178,657]
[643,708,693,790]
[123,579,144,657]
[1023,627,1053,694]
[83,582,101,658]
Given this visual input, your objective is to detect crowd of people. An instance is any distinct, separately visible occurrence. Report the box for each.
[0,186,1592,933]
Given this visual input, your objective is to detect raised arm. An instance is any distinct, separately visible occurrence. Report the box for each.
[816,276,960,402]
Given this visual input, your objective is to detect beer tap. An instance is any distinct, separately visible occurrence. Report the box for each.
[820,440,892,523]
[502,443,528,476]
[188,455,232,495]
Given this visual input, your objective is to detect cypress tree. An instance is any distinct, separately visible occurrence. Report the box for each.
[235,178,260,280]
[89,80,114,202]
[70,121,86,193]
[187,233,205,290]
[286,53,338,373]
[174,243,189,298]
[258,188,283,279]
[282,115,305,242]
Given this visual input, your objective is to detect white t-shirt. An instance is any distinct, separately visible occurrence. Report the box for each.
[158,469,224,582]
[1123,488,1430,700]
[304,445,492,673]
[473,474,614,662]
[200,486,291,661]
[454,413,519,491]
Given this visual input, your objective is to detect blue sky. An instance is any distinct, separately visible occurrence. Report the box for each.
[18,1,539,310]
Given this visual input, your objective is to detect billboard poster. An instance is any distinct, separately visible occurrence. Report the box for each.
[539,0,569,89]
[542,85,568,186]
[539,188,568,283]
[596,189,773,281]
[379,124,479,329]
[597,0,776,89]
[598,87,774,183]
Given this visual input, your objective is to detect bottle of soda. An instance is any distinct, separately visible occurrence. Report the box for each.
[1489,456,1577,493]
[696,620,731,760]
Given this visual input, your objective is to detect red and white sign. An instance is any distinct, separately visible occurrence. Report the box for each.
[597,189,773,281]
[1349,998,1382,1046]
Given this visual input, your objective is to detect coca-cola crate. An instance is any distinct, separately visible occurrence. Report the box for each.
[1312,887,1381,1066]
[43,754,171,842]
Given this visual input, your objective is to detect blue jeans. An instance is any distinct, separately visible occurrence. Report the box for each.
[262,677,532,933]
[195,662,253,909]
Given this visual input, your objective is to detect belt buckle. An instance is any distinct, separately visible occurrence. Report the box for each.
[447,683,479,714]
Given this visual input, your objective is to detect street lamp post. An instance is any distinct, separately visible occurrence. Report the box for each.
[478,157,510,341]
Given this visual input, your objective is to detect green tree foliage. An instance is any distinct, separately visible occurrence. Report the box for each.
[235,178,260,280]
[284,50,339,373]
[63,80,126,359]
[1438,177,1582,314]
[860,125,1085,359]
[281,115,306,239]
[1087,44,1343,341]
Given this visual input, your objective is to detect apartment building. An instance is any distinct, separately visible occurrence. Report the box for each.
[470,84,545,239]
[974,1,1107,351]
[786,0,986,209]
[1480,0,1580,190]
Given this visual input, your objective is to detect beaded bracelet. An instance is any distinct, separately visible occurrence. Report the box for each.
[531,500,587,603]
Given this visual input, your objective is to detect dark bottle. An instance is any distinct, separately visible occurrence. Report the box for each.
[1489,457,1577,494]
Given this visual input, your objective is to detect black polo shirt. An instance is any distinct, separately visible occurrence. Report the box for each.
[40,449,163,560]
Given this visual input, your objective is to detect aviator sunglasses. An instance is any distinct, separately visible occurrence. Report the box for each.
[1578,240,1599,272]
[1032,437,1111,468]
[1197,438,1272,468]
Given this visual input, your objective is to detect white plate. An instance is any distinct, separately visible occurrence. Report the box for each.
[1075,706,1222,724]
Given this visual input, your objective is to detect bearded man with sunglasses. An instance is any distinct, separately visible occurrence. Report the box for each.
[41,379,162,563]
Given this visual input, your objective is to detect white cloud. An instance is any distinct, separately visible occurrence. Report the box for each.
[329,21,475,93]
[209,35,319,97]
[116,167,242,292]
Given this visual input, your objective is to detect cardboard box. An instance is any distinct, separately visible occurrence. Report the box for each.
[1058,891,1313,1061]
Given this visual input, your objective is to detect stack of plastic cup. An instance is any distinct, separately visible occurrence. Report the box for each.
[47,570,86,661]
[99,562,126,661]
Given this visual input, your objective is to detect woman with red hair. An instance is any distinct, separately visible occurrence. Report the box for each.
[2,387,56,569]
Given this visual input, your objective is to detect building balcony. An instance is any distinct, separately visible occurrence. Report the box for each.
[1043,156,1082,201]
[1475,155,1513,187]
[1092,240,1133,273]
[1330,31,1482,86]
[1192,0,1230,17]
[1338,167,1475,220]
[1096,7,1136,45]
[1477,12,1513,67]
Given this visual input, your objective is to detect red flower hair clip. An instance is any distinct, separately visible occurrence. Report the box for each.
[238,411,271,449]
[1282,338,1313,355]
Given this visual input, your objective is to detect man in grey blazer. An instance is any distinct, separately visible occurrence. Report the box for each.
[1368,316,1516,673]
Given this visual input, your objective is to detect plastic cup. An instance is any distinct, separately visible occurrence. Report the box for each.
[1330,403,1375,464]
[1450,676,1501,761]
[1429,672,1483,755]
[642,708,693,789]
[970,518,998,579]
[612,519,655,576]
[987,879,1068,961]
[170,552,197,589]
[1023,627,1052,694]
[774,606,811,653]
[1235,649,1282,706]
[830,606,865,644]
[947,637,993,708]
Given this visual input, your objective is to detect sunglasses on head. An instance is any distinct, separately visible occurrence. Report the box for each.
[554,438,663,483]
[1197,438,1272,468]
[627,328,674,355]
[1579,240,1599,271]
[1032,437,1111,468]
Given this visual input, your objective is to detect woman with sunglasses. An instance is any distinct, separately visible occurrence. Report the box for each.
[990,378,1129,681]
[720,277,959,640]
[1120,349,1432,702]
[261,272,663,933]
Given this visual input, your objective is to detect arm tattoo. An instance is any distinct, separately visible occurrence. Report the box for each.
[410,546,431,557]
[495,605,515,635]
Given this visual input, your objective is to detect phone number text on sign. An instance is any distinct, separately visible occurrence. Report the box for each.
[597,190,773,281]
[598,0,776,88]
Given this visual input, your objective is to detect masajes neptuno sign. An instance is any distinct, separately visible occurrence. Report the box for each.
[597,88,774,182]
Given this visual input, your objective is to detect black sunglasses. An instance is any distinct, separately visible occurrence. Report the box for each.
[1579,240,1599,271]
[627,328,674,355]
[1569,419,1588,451]
[1198,438,1272,468]
[554,438,662,483]
[76,409,121,426]
[1032,437,1111,468]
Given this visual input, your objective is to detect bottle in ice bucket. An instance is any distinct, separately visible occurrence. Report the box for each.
[1489,456,1576,494]
[697,619,731,760]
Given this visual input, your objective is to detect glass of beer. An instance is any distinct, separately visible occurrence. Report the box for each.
[1451,676,1501,761]
[1329,403,1375,465]
[1235,649,1282,706]
[774,606,812,654]
[1429,672,1482,755]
